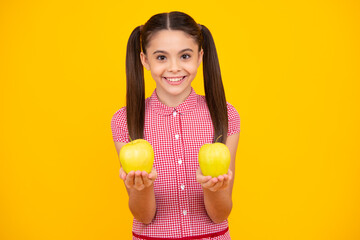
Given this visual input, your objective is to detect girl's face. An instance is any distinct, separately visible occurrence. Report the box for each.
[140,30,203,106]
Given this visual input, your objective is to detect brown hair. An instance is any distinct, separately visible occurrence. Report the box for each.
[125,11,228,143]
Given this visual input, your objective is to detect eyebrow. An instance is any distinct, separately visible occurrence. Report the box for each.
[152,48,194,55]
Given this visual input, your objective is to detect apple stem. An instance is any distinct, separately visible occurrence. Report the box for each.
[129,136,133,142]
[215,135,222,143]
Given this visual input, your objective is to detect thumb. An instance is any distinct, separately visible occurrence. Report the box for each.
[119,168,127,180]
[148,168,158,180]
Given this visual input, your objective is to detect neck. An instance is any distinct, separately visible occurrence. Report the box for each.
[155,87,192,108]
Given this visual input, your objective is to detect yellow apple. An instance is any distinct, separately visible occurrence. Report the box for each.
[198,142,231,177]
[119,139,154,174]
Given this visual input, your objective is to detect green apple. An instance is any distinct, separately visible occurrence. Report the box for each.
[119,139,154,174]
[198,142,231,177]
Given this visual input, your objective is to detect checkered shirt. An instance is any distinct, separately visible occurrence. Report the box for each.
[111,88,240,240]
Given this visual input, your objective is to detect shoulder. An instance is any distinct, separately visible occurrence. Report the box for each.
[111,96,152,126]
[111,96,152,124]
[226,102,240,120]
[112,106,127,120]
[111,106,127,129]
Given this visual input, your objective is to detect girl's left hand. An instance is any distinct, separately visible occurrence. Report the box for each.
[196,167,233,192]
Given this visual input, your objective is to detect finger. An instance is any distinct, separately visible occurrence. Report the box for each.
[119,168,127,180]
[142,171,153,187]
[221,180,229,190]
[209,175,227,191]
[197,174,211,184]
[221,174,229,189]
[148,168,158,180]
[195,168,202,183]
[209,180,224,192]
[134,171,145,190]
[125,171,135,187]
[195,167,202,182]
[217,175,225,182]
[216,173,233,191]
[228,169,233,181]
[202,177,218,189]
[220,171,233,190]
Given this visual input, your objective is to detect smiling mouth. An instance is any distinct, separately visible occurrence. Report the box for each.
[163,76,186,82]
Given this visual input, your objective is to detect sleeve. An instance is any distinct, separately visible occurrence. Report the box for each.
[227,102,240,136]
[110,107,130,143]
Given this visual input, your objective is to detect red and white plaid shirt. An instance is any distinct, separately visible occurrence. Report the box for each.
[111,88,240,240]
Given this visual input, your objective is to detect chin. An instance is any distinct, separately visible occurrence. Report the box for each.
[169,86,191,95]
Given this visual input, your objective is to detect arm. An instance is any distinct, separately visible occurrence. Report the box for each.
[196,133,240,223]
[114,141,157,224]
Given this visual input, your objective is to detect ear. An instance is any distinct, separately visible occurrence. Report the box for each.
[140,52,150,70]
[197,48,204,67]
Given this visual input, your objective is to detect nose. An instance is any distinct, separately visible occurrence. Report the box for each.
[168,59,181,72]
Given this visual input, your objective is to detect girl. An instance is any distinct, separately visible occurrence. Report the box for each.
[111,11,240,239]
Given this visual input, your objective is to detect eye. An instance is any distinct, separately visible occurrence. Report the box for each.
[156,55,166,61]
[181,54,191,59]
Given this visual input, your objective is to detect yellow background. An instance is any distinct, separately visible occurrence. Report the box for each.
[1,0,359,239]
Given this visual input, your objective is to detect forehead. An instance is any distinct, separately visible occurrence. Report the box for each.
[146,30,198,52]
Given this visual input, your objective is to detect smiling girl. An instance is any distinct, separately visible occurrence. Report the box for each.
[111,11,240,239]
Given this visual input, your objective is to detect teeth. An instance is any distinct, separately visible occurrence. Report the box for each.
[165,77,184,82]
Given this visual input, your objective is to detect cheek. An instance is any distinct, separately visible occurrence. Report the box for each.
[185,63,200,74]
[149,64,166,76]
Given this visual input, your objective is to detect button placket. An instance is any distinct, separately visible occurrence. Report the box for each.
[171,112,186,225]
[171,112,191,229]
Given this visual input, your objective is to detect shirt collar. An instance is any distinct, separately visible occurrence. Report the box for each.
[149,88,198,116]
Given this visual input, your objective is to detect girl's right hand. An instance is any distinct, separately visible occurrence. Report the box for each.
[119,168,157,191]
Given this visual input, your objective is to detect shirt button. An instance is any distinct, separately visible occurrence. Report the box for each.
[178,159,182,165]
[181,185,185,190]
[173,111,177,117]
[175,134,179,140]
[183,210,187,216]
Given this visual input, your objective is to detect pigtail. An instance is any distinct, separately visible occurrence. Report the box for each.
[200,24,228,144]
[126,26,145,140]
